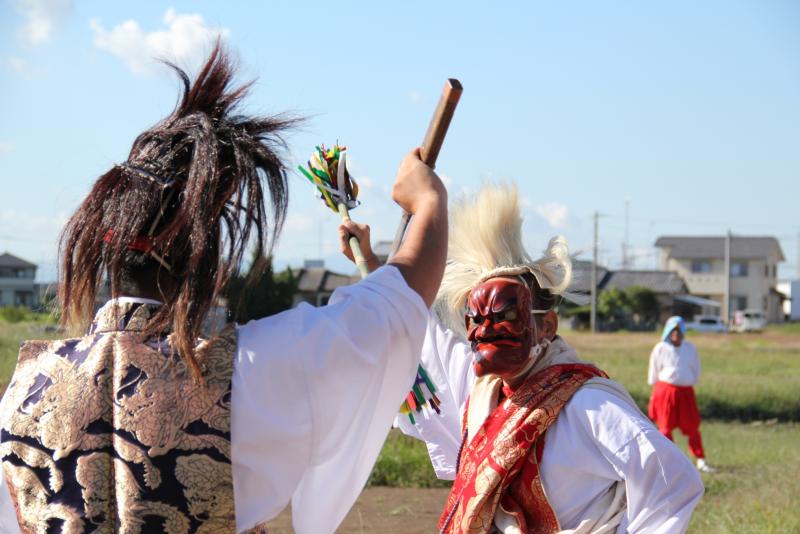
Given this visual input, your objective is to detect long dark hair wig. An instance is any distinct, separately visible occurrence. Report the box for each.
[59,42,297,378]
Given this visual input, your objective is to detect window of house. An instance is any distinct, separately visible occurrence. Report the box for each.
[731,262,748,277]
[14,291,32,306]
[691,261,713,273]
[773,265,777,278]
[733,296,747,311]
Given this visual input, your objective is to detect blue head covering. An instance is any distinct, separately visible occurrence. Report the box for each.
[661,315,686,341]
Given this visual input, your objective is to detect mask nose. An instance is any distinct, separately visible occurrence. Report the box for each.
[467,313,492,340]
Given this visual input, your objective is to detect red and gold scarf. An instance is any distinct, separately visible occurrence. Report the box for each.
[439,363,607,534]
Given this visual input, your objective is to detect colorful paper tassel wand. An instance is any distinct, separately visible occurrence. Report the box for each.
[298,144,369,278]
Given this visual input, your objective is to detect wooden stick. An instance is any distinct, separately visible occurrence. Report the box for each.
[337,153,370,278]
[389,78,463,257]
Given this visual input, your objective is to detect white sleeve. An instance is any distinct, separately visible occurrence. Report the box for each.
[647,344,660,386]
[394,312,475,480]
[0,469,20,533]
[546,387,704,533]
[232,265,427,534]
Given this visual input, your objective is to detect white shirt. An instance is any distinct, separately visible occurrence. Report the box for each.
[647,340,700,387]
[397,314,704,533]
[0,265,427,534]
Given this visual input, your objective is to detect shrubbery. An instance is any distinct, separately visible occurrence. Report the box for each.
[0,306,29,323]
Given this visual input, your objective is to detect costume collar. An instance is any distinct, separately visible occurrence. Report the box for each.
[469,336,588,441]
[88,297,164,335]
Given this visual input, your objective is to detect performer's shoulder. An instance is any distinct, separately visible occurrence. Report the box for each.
[561,378,653,441]
[17,335,86,364]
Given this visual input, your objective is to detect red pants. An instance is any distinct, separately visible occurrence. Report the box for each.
[648,381,705,459]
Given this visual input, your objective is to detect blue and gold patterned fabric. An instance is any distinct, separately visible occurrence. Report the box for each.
[0,300,259,533]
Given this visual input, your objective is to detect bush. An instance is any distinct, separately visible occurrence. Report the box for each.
[596,286,659,331]
[0,306,28,323]
[224,255,297,323]
[368,430,450,488]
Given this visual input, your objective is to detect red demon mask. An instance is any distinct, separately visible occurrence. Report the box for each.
[465,277,534,381]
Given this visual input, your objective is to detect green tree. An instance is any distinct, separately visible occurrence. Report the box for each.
[598,288,631,324]
[625,286,659,326]
[224,255,297,323]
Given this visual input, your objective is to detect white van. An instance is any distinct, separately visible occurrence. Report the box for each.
[685,315,727,333]
[732,309,767,333]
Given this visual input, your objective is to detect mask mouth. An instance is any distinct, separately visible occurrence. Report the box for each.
[472,334,523,351]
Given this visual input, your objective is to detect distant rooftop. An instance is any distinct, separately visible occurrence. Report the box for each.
[291,267,359,293]
[373,240,394,263]
[569,259,609,294]
[655,236,785,261]
[602,270,687,294]
[0,252,37,269]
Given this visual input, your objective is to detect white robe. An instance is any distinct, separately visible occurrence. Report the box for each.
[0,265,427,534]
[397,314,704,533]
[647,340,700,387]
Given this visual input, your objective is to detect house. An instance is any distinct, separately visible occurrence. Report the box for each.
[290,260,359,307]
[569,259,610,299]
[655,236,785,323]
[373,240,394,265]
[601,269,689,323]
[570,261,697,325]
[777,280,799,321]
[0,253,39,308]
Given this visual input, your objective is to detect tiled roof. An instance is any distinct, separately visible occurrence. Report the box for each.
[602,270,687,294]
[0,252,37,269]
[655,236,784,261]
[291,267,359,292]
[569,259,609,293]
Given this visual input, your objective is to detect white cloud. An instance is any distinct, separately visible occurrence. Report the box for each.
[15,0,72,45]
[535,202,570,229]
[439,174,454,187]
[0,142,15,154]
[90,9,230,76]
[407,90,423,104]
[7,56,30,76]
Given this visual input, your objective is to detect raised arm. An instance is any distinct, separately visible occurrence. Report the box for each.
[383,148,448,306]
[340,148,446,306]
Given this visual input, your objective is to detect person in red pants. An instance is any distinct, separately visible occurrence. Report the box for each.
[648,316,716,473]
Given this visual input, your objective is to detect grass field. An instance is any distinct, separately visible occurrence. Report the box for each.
[567,326,800,421]
[2,319,799,531]
[0,319,61,391]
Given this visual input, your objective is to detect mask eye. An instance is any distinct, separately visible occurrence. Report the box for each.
[502,309,518,321]
[493,309,518,322]
[466,309,484,327]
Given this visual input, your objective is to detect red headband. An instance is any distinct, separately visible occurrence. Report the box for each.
[103,229,155,254]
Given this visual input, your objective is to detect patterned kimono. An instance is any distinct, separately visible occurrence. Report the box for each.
[0,300,266,533]
[439,364,607,534]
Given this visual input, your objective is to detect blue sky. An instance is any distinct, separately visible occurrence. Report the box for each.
[1,0,799,282]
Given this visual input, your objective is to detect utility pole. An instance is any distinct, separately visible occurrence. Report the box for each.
[724,230,731,324]
[591,212,599,333]
[796,231,800,279]
[622,199,630,269]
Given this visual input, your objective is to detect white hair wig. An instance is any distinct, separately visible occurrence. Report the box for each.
[435,183,573,335]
